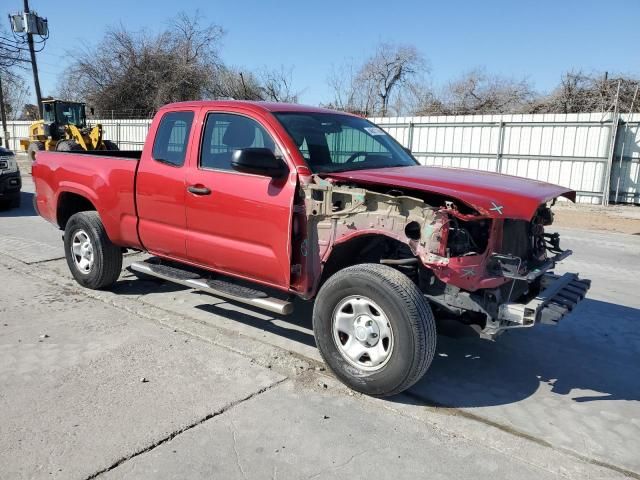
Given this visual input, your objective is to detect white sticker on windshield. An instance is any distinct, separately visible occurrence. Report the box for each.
[365,127,386,136]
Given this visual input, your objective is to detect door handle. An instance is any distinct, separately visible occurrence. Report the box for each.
[187,185,211,195]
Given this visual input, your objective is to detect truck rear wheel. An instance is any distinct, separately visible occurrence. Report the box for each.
[313,263,436,397]
[64,211,122,289]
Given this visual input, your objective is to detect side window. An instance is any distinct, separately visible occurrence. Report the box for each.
[200,113,277,171]
[152,111,194,167]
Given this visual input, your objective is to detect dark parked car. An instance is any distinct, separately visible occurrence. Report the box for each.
[0,146,21,209]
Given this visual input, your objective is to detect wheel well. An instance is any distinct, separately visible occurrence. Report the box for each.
[320,235,415,287]
[57,192,96,229]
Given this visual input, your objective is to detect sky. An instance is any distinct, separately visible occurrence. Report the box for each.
[7,0,640,105]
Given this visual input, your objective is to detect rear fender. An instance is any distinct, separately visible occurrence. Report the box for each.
[55,184,123,244]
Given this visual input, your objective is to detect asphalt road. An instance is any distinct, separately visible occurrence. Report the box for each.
[1,174,638,479]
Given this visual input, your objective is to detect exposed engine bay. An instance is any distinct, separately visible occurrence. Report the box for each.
[296,176,588,338]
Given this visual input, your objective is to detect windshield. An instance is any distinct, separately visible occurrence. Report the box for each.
[55,103,86,127]
[274,112,417,173]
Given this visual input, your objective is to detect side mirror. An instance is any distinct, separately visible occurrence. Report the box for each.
[231,148,288,179]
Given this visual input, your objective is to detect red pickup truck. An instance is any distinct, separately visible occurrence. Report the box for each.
[32,101,590,396]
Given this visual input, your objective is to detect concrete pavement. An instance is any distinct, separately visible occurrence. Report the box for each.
[1,173,638,479]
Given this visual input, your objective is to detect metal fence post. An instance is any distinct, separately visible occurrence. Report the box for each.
[603,113,620,206]
[495,121,505,173]
[407,121,415,150]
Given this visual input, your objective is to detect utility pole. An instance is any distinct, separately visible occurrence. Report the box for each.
[0,73,9,148]
[23,0,43,118]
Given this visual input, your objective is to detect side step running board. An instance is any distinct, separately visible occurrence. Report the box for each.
[130,261,294,315]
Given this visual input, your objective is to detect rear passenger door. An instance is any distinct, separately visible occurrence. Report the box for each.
[184,111,296,289]
[136,110,195,260]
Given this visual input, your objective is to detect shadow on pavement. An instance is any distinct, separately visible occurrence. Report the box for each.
[112,274,640,408]
[113,274,191,296]
[0,191,37,218]
[194,297,317,348]
[402,298,640,408]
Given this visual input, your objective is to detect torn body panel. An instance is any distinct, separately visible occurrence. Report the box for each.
[295,176,509,298]
[293,175,588,338]
[295,178,434,297]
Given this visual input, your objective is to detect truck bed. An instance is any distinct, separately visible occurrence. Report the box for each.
[32,150,142,248]
[54,149,143,160]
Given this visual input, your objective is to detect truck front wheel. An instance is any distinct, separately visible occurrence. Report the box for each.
[313,263,436,397]
[64,211,123,289]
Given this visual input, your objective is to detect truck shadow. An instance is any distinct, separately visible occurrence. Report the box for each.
[112,274,640,408]
[401,298,640,408]
[194,292,640,407]
[194,297,317,348]
[0,191,37,217]
[195,294,640,407]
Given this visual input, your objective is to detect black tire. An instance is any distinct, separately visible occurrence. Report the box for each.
[27,141,45,162]
[64,211,123,289]
[103,140,119,151]
[0,196,19,211]
[56,140,84,152]
[313,263,436,397]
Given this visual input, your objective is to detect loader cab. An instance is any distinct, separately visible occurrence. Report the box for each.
[42,101,87,139]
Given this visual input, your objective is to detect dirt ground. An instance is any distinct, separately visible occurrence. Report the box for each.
[553,202,640,235]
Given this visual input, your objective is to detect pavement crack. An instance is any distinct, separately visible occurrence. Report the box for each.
[230,418,248,480]
[402,390,640,480]
[306,449,368,479]
[82,378,288,480]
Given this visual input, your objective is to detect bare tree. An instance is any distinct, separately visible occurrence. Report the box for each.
[327,43,427,116]
[391,80,437,116]
[260,66,299,103]
[326,61,368,114]
[530,70,640,114]
[58,12,224,117]
[0,70,30,120]
[207,65,299,103]
[360,43,425,115]
[207,66,263,100]
[420,68,534,115]
[19,103,39,120]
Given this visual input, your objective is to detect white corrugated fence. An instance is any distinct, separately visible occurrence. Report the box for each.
[3,112,639,205]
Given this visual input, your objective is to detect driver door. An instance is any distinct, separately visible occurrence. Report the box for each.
[184,111,296,289]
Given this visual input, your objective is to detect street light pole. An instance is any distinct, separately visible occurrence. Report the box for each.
[23,0,43,118]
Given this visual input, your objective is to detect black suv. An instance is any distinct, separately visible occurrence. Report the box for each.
[0,146,21,209]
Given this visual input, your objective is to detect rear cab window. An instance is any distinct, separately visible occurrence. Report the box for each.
[152,111,194,167]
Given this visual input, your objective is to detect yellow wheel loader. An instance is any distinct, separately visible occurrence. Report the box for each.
[20,100,119,161]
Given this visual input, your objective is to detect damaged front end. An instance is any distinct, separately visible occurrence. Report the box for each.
[294,175,590,338]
